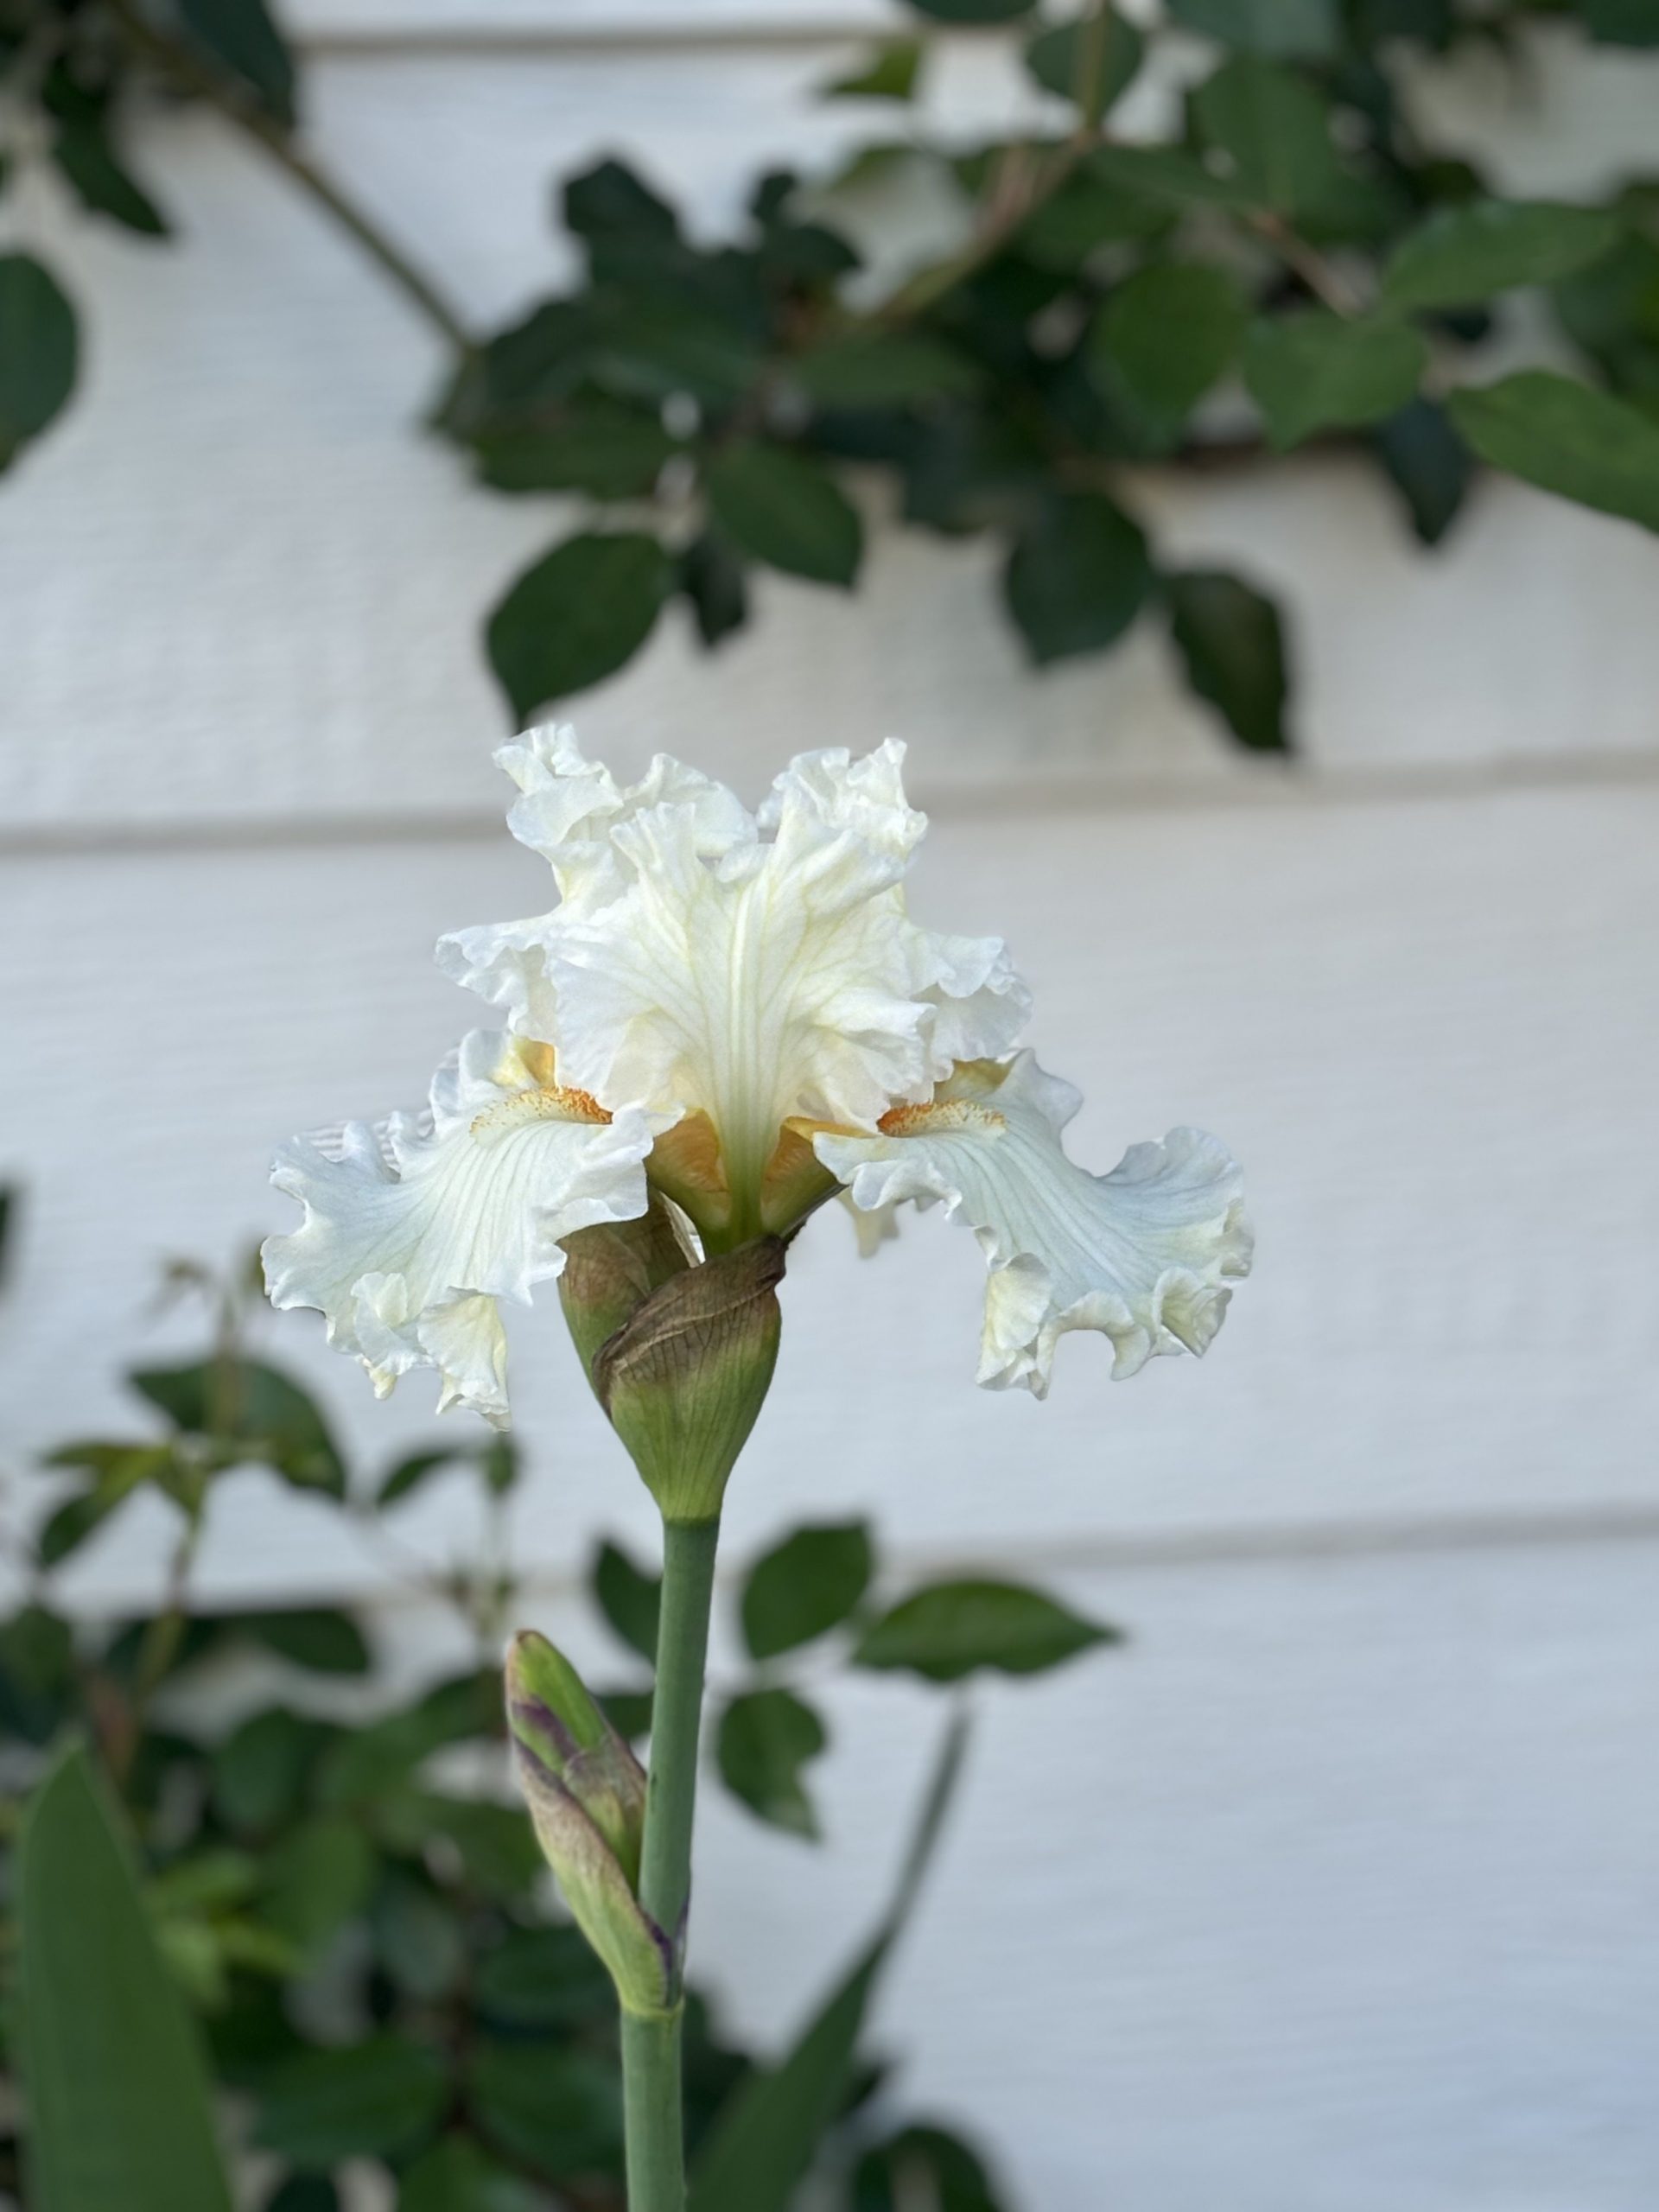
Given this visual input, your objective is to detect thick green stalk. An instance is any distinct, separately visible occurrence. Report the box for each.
[625,1514,721,2210]
[621,2007,685,2210]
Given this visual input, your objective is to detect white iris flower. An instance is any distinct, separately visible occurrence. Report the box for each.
[264,730,1252,1423]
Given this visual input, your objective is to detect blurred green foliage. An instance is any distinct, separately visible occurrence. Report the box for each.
[0,1225,1113,2205]
[3,0,1659,756]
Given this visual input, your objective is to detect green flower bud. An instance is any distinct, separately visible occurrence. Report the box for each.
[594,1236,785,1525]
[505,1630,672,2018]
[558,1195,693,1387]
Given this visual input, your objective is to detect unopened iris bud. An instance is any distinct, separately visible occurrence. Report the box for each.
[505,1631,673,2017]
[594,1236,785,1525]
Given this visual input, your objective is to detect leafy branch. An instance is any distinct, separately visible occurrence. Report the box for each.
[4,0,1659,759]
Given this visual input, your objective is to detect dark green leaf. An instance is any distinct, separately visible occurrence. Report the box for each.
[717,1689,828,1838]
[1016,169,1173,268]
[400,2138,540,2212]
[1087,143,1251,212]
[1089,262,1245,442]
[377,1448,459,1508]
[255,2035,448,2167]
[824,41,923,101]
[680,530,749,649]
[441,300,594,432]
[1171,0,1338,56]
[372,1875,466,2002]
[472,404,676,498]
[592,303,764,406]
[599,1683,655,1740]
[487,531,674,720]
[1354,0,1452,38]
[1553,232,1659,388]
[854,2125,1008,2212]
[593,1537,662,1663]
[901,0,1030,17]
[53,124,168,236]
[757,214,861,287]
[19,1742,235,2212]
[791,333,981,407]
[705,443,863,586]
[243,1607,370,1675]
[397,1793,545,1901]
[0,253,78,471]
[260,1816,375,1956]
[1371,396,1471,544]
[475,1925,613,2032]
[1585,0,1659,43]
[1193,55,1347,218]
[1382,199,1621,311]
[0,1604,75,1745]
[1023,16,1143,118]
[265,2181,340,2212]
[38,1444,174,1563]
[213,1707,331,1834]
[1244,311,1427,446]
[480,1433,518,1496]
[1447,369,1659,531]
[688,1716,967,2212]
[901,413,1049,535]
[563,157,679,248]
[316,1670,496,1805]
[131,1357,348,1497]
[469,2042,624,2182]
[1166,569,1292,754]
[178,0,296,124]
[741,1522,873,1660]
[1003,493,1152,664]
[853,1579,1118,1681]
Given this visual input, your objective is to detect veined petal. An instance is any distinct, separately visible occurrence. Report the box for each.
[435,727,753,1033]
[448,733,1030,1233]
[501,722,753,907]
[816,1052,1252,1397]
[263,1032,652,1421]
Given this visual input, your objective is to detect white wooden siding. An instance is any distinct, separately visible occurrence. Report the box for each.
[3,11,1658,2205]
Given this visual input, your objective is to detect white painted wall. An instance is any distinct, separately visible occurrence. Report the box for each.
[3,9,1658,2206]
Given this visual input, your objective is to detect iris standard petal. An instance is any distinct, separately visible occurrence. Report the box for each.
[441,733,1028,1233]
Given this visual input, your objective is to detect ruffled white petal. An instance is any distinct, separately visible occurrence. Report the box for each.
[816,1052,1252,1397]
[263,1032,652,1422]
[441,731,1030,1224]
[435,728,753,1035]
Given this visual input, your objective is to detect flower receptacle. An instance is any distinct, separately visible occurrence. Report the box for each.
[595,1236,785,1525]
[558,1196,693,1389]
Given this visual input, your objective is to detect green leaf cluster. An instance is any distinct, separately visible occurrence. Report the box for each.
[426,3,1659,760]
[582,1518,1117,1844]
[2,1251,1063,2209]
[5,1,1657,752]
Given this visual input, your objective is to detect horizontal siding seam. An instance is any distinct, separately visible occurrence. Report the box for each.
[7,749,1659,861]
[52,1503,1659,1626]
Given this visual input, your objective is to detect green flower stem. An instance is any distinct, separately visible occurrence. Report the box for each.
[626,1513,721,2210]
[620,2005,686,2211]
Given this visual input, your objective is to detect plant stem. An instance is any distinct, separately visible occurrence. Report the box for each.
[621,2007,686,2212]
[102,0,474,358]
[624,1513,720,2211]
